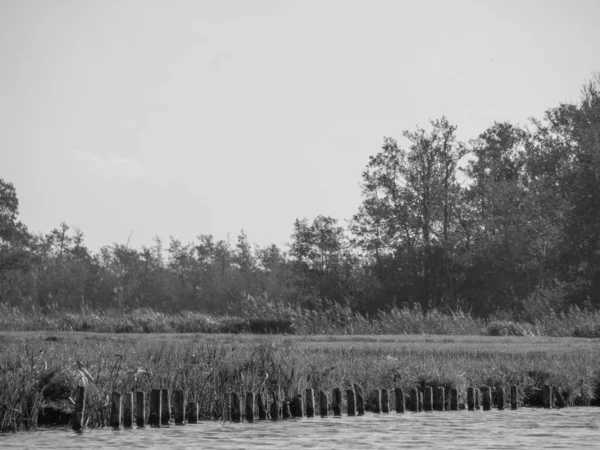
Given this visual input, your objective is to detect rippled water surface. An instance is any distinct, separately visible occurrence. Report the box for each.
[2,408,600,449]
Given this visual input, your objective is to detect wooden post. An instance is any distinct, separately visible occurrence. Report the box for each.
[72,386,85,431]
[543,384,553,409]
[305,389,315,418]
[149,389,161,427]
[475,388,481,410]
[110,392,122,428]
[394,388,405,413]
[161,389,171,425]
[257,393,267,420]
[410,388,419,412]
[319,390,328,417]
[187,402,198,424]
[223,393,231,421]
[434,387,445,411]
[294,396,304,417]
[371,389,381,413]
[450,388,458,411]
[481,386,491,411]
[282,400,291,418]
[354,384,365,416]
[467,387,475,411]
[231,393,242,422]
[332,388,342,416]
[270,392,280,420]
[136,391,145,427]
[173,390,185,425]
[423,387,433,411]
[347,389,356,416]
[511,385,518,410]
[381,389,390,413]
[419,390,424,412]
[496,387,505,410]
[123,392,133,428]
[245,392,255,421]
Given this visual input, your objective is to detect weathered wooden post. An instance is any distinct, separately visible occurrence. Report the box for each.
[72,386,85,431]
[282,399,291,418]
[347,389,356,416]
[381,389,390,413]
[161,389,171,425]
[543,384,553,409]
[410,388,419,412]
[319,390,329,417]
[270,392,280,420]
[136,391,145,427]
[423,387,433,411]
[332,388,342,416]
[419,390,424,412]
[354,384,365,415]
[110,392,122,428]
[371,389,381,413]
[294,396,304,417]
[467,387,475,411]
[450,387,458,411]
[223,393,231,421]
[231,393,242,422]
[434,387,445,411]
[257,393,267,420]
[496,387,505,410]
[173,390,185,425]
[511,385,518,410]
[123,392,133,428]
[149,389,161,427]
[187,402,198,424]
[475,388,481,410]
[305,389,315,418]
[245,392,255,421]
[481,386,491,411]
[394,388,405,413]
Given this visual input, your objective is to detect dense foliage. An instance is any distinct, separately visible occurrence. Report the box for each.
[1,75,600,319]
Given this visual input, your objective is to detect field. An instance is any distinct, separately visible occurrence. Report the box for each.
[1,331,600,432]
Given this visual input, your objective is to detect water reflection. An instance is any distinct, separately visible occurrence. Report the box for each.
[1,408,599,449]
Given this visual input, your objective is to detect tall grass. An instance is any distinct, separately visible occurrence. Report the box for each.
[1,333,599,432]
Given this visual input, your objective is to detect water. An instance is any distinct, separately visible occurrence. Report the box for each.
[2,408,599,449]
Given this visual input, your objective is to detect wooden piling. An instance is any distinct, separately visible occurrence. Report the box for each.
[511,385,518,410]
[354,384,365,415]
[331,388,341,416]
[543,384,553,409]
[245,392,255,421]
[394,388,405,413]
[123,392,133,428]
[371,389,381,413]
[72,386,85,431]
[423,387,433,411]
[257,393,267,420]
[231,393,242,422]
[434,387,445,411]
[497,387,505,410]
[161,389,171,425]
[282,400,291,418]
[110,392,122,429]
[450,387,458,411]
[467,387,475,411]
[305,389,315,418]
[381,389,390,413]
[136,391,145,427]
[475,388,481,410]
[270,392,280,420]
[347,389,356,416]
[149,389,161,427]
[319,390,328,417]
[173,390,185,425]
[481,386,491,411]
[419,390,424,412]
[294,396,304,417]
[186,402,198,424]
[410,388,419,412]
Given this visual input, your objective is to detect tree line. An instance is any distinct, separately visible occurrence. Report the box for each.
[2,75,599,318]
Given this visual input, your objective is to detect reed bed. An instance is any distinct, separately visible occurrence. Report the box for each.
[1,332,599,432]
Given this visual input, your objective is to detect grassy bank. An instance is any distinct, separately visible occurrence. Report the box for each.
[2,302,600,337]
[1,332,599,432]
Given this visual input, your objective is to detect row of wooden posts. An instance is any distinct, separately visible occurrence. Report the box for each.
[72,384,556,430]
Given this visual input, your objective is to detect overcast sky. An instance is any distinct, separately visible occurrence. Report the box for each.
[1,0,599,252]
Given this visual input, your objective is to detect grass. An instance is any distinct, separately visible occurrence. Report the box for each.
[1,331,600,432]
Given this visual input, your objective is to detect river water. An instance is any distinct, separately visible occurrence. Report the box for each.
[2,408,599,449]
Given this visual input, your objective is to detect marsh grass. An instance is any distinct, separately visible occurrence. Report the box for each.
[1,332,599,432]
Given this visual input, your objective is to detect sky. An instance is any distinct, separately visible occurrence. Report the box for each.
[1,0,599,253]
